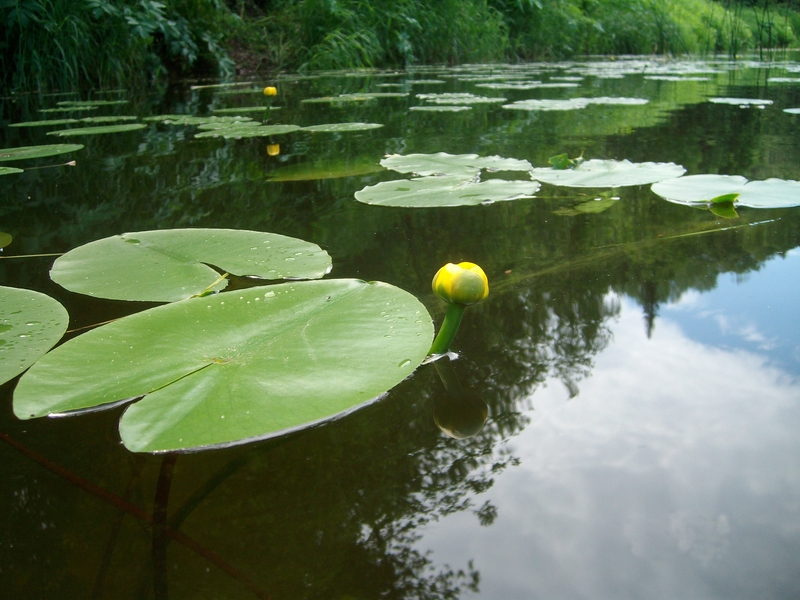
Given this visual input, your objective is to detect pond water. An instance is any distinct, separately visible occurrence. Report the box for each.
[2,56,800,599]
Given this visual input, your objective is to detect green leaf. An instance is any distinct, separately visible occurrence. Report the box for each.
[0,167,24,176]
[46,124,147,136]
[531,159,685,188]
[355,176,540,207]
[301,123,384,133]
[709,192,741,204]
[0,144,84,162]
[651,175,800,209]
[0,232,11,247]
[708,202,739,219]
[50,229,333,302]
[0,286,69,386]
[381,153,533,178]
[13,279,433,452]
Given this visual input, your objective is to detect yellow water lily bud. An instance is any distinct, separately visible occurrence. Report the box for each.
[266,144,280,156]
[263,86,277,96]
[432,262,488,306]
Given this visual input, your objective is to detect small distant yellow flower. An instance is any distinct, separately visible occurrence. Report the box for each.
[432,262,488,306]
[263,86,277,97]
[266,144,280,156]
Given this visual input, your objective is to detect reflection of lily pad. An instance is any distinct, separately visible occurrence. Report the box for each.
[574,195,620,214]
[13,279,433,453]
[268,159,383,181]
[0,286,69,386]
[355,176,540,207]
[530,159,685,187]
[0,167,24,176]
[50,229,332,302]
[0,144,84,162]
[301,123,384,133]
[47,124,147,137]
[381,153,533,178]
[9,119,80,128]
[651,175,800,209]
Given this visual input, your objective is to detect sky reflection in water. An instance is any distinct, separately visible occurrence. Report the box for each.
[418,251,800,599]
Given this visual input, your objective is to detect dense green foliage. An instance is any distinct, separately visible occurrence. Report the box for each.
[1,0,235,93]
[2,0,799,93]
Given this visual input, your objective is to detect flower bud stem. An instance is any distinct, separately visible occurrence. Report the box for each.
[429,303,466,356]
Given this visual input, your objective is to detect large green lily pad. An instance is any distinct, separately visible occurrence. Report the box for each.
[47,124,147,137]
[381,153,533,178]
[0,232,11,247]
[50,229,332,302]
[651,175,800,209]
[355,176,540,207]
[0,286,69,386]
[0,144,84,162]
[13,279,434,452]
[530,159,686,187]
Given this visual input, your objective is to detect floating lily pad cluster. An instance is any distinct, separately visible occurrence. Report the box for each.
[651,175,800,216]
[355,153,539,207]
[8,229,434,453]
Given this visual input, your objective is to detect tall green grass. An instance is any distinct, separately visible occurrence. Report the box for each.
[1,0,235,94]
[3,0,799,94]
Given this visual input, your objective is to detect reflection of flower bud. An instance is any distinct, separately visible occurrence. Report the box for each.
[263,86,277,96]
[432,262,488,306]
[266,144,280,156]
